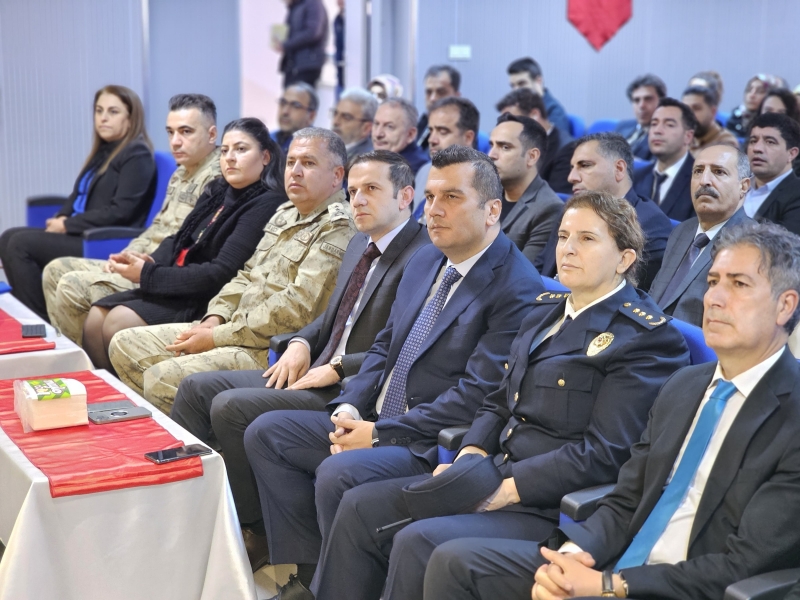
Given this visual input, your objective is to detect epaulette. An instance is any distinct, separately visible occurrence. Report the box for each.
[328,201,352,222]
[535,291,569,303]
[619,301,670,328]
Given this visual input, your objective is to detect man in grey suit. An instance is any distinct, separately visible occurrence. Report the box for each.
[170,150,429,571]
[332,88,377,163]
[488,113,563,265]
[649,144,753,326]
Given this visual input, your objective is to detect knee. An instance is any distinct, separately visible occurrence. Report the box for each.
[426,540,473,588]
[243,411,295,462]
[394,520,428,553]
[209,390,245,429]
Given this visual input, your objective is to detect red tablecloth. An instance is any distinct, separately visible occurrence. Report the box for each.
[0,371,203,497]
[0,308,56,354]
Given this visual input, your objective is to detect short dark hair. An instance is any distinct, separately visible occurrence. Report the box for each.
[430,96,480,137]
[507,57,542,80]
[431,145,503,207]
[424,65,461,92]
[748,112,800,150]
[626,74,667,101]
[760,88,800,124]
[168,93,217,124]
[575,132,634,181]
[286,82,319,113]
[495,113,547,153]
[495,88,547,119]
[222,118,285,192]
[349,150,414,195]
[655,97,698,132]
[711,220,800,333]
[564,191,645,286]
[682,85,719,108]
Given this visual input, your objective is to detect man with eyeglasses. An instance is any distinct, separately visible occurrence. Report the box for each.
[273,83,319,154]
[332,88,377,162]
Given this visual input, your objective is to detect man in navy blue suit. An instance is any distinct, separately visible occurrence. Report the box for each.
[615,74,667,161]
[633,98,698,222]
[244,145,543,599]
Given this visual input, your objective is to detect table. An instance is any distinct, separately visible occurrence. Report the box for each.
[0,294,93,379]
[0,370,257,600]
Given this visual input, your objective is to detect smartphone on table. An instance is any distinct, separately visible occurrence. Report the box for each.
[144,444,213,464]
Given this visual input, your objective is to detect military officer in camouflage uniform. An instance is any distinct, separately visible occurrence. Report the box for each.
[43,94,222,344]
[108,128,357,413]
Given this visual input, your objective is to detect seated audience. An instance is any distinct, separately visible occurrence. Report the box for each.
[535,133,672,290]
[416,65,461,150]
[0,85,156,320]
[243,146,543,599]
[413,97,479,215]
[488,113,562,264]
[507,57,570,134]
[43,93,221,345]
[107,128,357,413]
[496,88,573,194]
[372,98,428,175]
[727,73,784,137]
[272,83,318,154]
[368,74,403,103]
[424,222,800,600]
[633,98,698,221]
[744,112,800,235]
[331,87,377,162]
[170,150,430,572]
[682,85,739,156]
[649,145,753,326]
[615,74,667,160]
[759,87,800,123]
[310,192,690,600]
[687,70,725,107]
[81,119,287,372]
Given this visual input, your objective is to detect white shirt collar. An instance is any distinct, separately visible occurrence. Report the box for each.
[371,219,408,254]
[695,217,729,241]
[656,151,689,179]
[711,347,785,398]
[565,279,627,320]
[446,242,492,278]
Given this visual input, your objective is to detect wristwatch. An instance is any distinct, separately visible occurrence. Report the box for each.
[371,424,380,447]
[329,355,346,380]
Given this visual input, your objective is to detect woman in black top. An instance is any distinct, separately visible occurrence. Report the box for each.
[0,85,157,319]
[82,118,288,372]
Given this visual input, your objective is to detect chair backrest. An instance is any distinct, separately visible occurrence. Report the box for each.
[633,157,650,171]
[556,192,570,202]
[542,276,569,292]
[716,111,730,128]
[587,119,619,134]
[568,114,586,138]
[476,131,491,154]
[669,218,681,229]
[671,318,717,365]
[147,151,178,226]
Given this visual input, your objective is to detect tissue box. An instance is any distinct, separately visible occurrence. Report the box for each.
[14,378,88,432]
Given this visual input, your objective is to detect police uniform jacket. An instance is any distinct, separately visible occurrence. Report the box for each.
[460,282,690,520]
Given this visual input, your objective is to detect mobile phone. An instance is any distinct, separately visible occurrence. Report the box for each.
[88,406,152,424]
[144,444,213,464]
[88,399,137,413]
[21,324,46,338]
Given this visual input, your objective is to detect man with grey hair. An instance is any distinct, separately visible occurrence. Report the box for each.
[273,82,319,154]
[373,97,429,175]
[108,127,357,412]
[331,87,377,161]
[649,144,753,326]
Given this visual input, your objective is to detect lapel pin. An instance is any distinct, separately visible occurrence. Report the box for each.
[587,332,614,356]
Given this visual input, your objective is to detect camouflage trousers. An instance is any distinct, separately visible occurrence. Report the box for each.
[43,257,137,345]
[108,323,270,414]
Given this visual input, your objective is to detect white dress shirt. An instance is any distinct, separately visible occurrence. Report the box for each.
[653,152,689,202]
[541,280,626,341]
[743,169,792,217]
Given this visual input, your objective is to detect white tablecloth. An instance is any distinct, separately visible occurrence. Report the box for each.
[0,294,93,379]
[0,370,257,600]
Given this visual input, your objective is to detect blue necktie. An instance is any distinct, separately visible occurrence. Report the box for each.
[379,266,462,419]
[615,380,738,570]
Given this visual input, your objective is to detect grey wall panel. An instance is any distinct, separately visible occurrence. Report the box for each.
[414,0,800,134]
[0,0,145,230]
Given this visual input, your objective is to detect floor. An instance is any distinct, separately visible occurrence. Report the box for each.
[254,563,296,599]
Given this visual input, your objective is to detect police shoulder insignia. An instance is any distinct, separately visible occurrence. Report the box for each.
[536,291,569,303]
[587,332,614,356]
[620,301,670,328]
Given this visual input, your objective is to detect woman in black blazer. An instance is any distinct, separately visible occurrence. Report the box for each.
[81,118,288,372]
[0,85,157,319]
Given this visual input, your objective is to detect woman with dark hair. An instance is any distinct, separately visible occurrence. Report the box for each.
[0,85,157,319]
[759,88,800,124]
[727,74,787,136]
[81,118,288,371]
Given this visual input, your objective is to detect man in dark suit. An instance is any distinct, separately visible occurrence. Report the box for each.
[372,98,428,175]
[416,65,461,151]
[633,98,697,222]
[423,220,800,600]
[243,146,543,599]
[649,145,753,326]
[534,133,673,290]
[744,112,800,235]
[507,57,570,135]
[169,150,429,570]
[615,74,667,161]
[487,113,562,264]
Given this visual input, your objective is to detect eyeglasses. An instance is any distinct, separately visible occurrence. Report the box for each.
[330,109,371,123]
[279,98,312,111]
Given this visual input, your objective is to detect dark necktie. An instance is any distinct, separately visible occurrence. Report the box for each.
[652,171,669,205]
[313,242,382,367]
[627,127,645,146]
[379,266,462,419]
[658,233,710,305]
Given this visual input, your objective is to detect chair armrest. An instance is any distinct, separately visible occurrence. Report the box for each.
[724,569,800,600]
[437,425,472,451]
[82,227,145,241]
[270,332,297,353]
[26,194,68,207]
[560,484,616,522]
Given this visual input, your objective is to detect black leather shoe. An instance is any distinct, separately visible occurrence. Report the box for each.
[267,574,314,600]
[242,527,270,573]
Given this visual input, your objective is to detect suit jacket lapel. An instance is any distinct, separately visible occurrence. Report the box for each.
[652,224,694,305]
[754,173,797,219]
[327,233,368,322]
[390,252,445,354]
[503,177,543,231]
